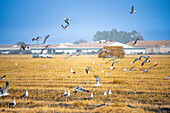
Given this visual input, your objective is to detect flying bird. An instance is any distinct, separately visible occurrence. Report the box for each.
[71,67,76,74]
[98,40,107,44]
[108,90,112,95]
[20,44,29,50]
[103,90,107,96]
[99,49,110,55]
[103,55,112,59]
[0,75,6,80]
[40,45,50,54]
[138,63,158,72]
[42,35,52,44]
[64,18,71,25]
[0,82,9,97]
[111,61,120,66]
[7,99,16,106]
[130,6,136,14]
[97,48,103,54]
[21,90,28,98]
[129,66,135,72]
[141,57,150,66]
[32,37,42,41]
[85,66,92,74]
[73,86,89,95]
[105,57,116,64]
[65,54,74,59]
[61,24,69,30]
[132,38,139,45]
[94,75,103,86]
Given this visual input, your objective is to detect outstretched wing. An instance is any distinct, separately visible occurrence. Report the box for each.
[134,38,139,45]
[42,35,51,44]
[4,82,9,93]
[147,63,158,70]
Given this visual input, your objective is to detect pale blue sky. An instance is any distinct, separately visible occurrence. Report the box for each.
[0,0,170,45]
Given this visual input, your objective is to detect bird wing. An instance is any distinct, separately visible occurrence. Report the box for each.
[141,60,146,66]
[4,82,9,93]
[42,35,51,44]
[147,63,158,70]
[97,48,102,53]
[130,66,135,71]
[65,24,69,28]
[134,38,139,45]
[133,58,139,64]
[105,59,112,64]
[111,62,115,66]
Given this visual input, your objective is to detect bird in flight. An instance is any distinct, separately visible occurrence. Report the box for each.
[141,56,150,66]
[64,18,71,25]
[98,40,107,44]
[40,45,50,54]
[42,35,52,44]
[164,76,170,80]
[94,75,103,86]
[0,81,9,98]
[73,86,89,95]
[32,37,42,41]
[138,63,158,72]
[132,38,139,45]
[65,54,74,59]
[111,61,120,66]
[129,66,135,72]
[99,49,110,55]
[130,6,136,14]
[20,44,29,50]
[61,24,69,30]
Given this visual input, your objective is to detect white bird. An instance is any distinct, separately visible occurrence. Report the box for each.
[124,67,127,72]
[64,90,67,95]
[7,99,16,106]
[90,93,93,98]
[21,90,28,98]
[164,76,170,80]
[110,67,115,70]
[101,69,104,74]
[15,62,18,65]
[63,90,70,97]
[73,86,89,95]
[0,75,6,80]
[103,90,107,96]
[94,75,103,86]
[108,90,112,95]
[0,81,9,97]
[71,67,76,74]
[64,18,71,25]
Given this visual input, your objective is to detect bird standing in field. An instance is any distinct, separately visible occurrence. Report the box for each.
[130,6,136,14]
[124,67,127,72]
[108,90,112,95]
[42,35,52,44]
[138,63,158,72]
[63,90,70,97]
[7,99,16,106]
[164,76,170,80]
[71,67,76,74]
[21,90,28,98]
[0,75,6,80]
[61,24,69,30]
[103,90,107,96]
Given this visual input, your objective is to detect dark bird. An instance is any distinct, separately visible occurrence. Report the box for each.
[32,37,42,41]
[129,6,136,14]
[40,45,50,54]
[73,86,89,95]
[138,63,158,72]
[42,35,52,44]
[141,56,150,66]
[132,38,139,45]
[64,18,71,25]
[61,24,69,30]
[99,49,110,55]
[129,66,135,72]
[20,44,29,50]
[164,76,170,80]
[98,40,107,44]
[111,61,120,66]
[97,48,103,54]
[20,90,28,98]
[94,75,102,86]
[7,99,16,106]
[0,75,6,80]
[0,81,9,97]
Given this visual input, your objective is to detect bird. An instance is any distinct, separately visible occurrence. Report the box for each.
[85,66,92,74]
[32,37,42,41]
[97,48,103,54]
[129,6,136,14]
[40,45,50,54]
[105,57,116,64]
[0,75,6,80]
[129,66,135,72]
[65,54,74,59]
[20,44,29,50]
[101,69,104,74]
[98,40,107,44]
[94,75,103,86]
[110,67,115,70]
[111,61,120,66]
[138,63,158,72]
[124,67,127,72]
[61,24,69,30]
[132,38,139,45]
[21,90,28,98]
[71,67,76,74]
[108,90,112,95]
[0,81,9,97]
[63,90,70,97]
[164,76,170,80]
[64,90,67,95]
[103,55,112,59]
[99,50,110,55]
[131,58,140,64]
[103,90,107,96]
[7,99,16,106]
[84,93,93,100]
[42,35,52,44]
[64,18,71,25]
[141,57,150,66]
[73,86,89,95]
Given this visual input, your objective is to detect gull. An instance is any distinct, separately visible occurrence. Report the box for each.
[111,61,120,66]
[84,93,93,100]
[85,66,92,74]
[124,67,127,72]
[164,76,170,80]
[21,90,28,98]
[32,37,42,41]
[40,45,50,54]
[20,44,29,50]
[138,63,158,72]
[108,90,112,95]
[131,56,145,64]
[49,70,51,74]
[94,75,103,86]
[65,54,74,59]
[63,90,70,97]
[71,67,76,74]
[0,81,9,97]
[99,50,110,55]
[132,38,139,45]
[42,35,52,44]
[110,67,115,70]
[0,75,6,80]
[129,66,135,72]
[141,57,150,66]
[101,69,104,74]
[105,57,116,64]
[61,24,69,30]
[64,18,71,25]
[103,90,107,96]
[130,6,136,14]
[73,86,89,95]
[7,99,16,106]
[97,48,103,54]
[64,90,67,95]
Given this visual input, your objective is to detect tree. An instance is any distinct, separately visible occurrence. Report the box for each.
[73,39,88,45]
[93,29,144,44]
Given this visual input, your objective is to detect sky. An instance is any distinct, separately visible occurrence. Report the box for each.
[0,0,170,45]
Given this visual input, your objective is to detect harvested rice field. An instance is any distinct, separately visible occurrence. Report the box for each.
[0,55,169,113]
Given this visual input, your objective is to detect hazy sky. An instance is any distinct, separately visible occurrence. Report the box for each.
[0,0,170,45]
